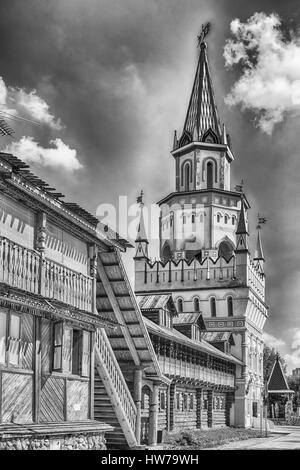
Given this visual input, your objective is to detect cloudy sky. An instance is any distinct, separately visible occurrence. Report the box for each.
[0,0,300,371]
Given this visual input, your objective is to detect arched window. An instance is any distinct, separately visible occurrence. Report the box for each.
[184,164,190,191]
[218,240,234,261]
[232,216,235,225]
[224,215,228,224]
[177,299,183,313]
[227,296,233,317]
[207,162,213,188]
[162,243,172,263]
[217,214,221,223]
[194,298,200,312]
[210,297,216,317]
[192,214,195,224]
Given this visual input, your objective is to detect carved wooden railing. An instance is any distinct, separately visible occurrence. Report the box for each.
[0,236,92,312]
[43,259,92,312]
[95,327,137,446]
[0,237,40,295]
[158,355,235,387]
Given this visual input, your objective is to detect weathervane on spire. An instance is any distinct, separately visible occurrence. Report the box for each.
[257,213,268,229]
[197,22,211,47]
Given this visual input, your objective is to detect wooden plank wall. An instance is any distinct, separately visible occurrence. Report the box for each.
[40,376,64,422]
[158,386,167,431]
[212,392,226,428]
[173,386,197,431]
[1,372,33,423]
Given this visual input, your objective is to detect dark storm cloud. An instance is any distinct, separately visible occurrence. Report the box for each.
[0,0,299,368]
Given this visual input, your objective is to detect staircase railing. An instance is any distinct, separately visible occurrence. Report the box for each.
[95,327,137,447]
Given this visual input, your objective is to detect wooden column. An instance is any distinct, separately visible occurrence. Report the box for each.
[169,383,176,431]
[133,367,143,445]
[33,316,41,422]
[89,331,95,420]
[207,390,214,428]
[36,212,46,296]
[196,388,202,429]
[89,244,98,314]
[225,392,234,426]
[148,382,159,446]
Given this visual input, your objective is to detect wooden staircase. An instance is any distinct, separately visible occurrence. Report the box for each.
[94,328,138,450]
[94,375,130,449]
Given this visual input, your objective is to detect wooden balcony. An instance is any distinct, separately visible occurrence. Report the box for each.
[0,236,93,313]
[157,355,235,388]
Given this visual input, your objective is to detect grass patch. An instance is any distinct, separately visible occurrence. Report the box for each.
[163,427,263,449]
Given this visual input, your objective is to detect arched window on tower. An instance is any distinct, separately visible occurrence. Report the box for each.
[217,214,221,223]
[227,296,233,317]
[218,240,234,261]
[207,162,213,188]
[177,298,183,313]
[194,298,200,312]
[210,297,216,317]
[184,163,190,191]
[162,243,172,263]
[224,215,228,224]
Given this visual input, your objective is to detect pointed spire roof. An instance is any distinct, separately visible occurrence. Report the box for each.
[267,355,293,394]
[254,227,264,261]
[179,41,222,147]
[135,202,148,244]
[236,199,248,235]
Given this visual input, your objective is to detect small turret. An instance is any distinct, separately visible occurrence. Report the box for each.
[134,191,149,260]
[254,222,265,274]
[235,199,249,253]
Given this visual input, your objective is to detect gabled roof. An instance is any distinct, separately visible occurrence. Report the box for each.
[179,42,222,147]
[137,294,177,315]
[267,356,293,394]
[203,331,235,346]
[144,316,243,365]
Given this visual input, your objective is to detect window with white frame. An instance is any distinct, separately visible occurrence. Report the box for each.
[0,311,21,366]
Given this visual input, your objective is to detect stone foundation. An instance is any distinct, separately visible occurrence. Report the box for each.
[0,431,107,450]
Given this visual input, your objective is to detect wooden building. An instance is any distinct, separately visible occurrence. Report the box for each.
[0,152,165,450]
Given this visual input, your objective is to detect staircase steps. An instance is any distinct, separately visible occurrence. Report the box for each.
[94,374,130,449]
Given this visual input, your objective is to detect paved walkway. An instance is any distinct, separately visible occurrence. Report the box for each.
[214,426,300,450]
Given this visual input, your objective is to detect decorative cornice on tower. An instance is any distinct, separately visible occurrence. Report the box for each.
[178,37,222,148]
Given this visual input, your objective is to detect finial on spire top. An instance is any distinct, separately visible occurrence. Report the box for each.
[197,22,211,47]
[137,190,144,206]
[235,179,244,193]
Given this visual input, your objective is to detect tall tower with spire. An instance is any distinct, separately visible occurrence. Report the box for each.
[134,26,268,428]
